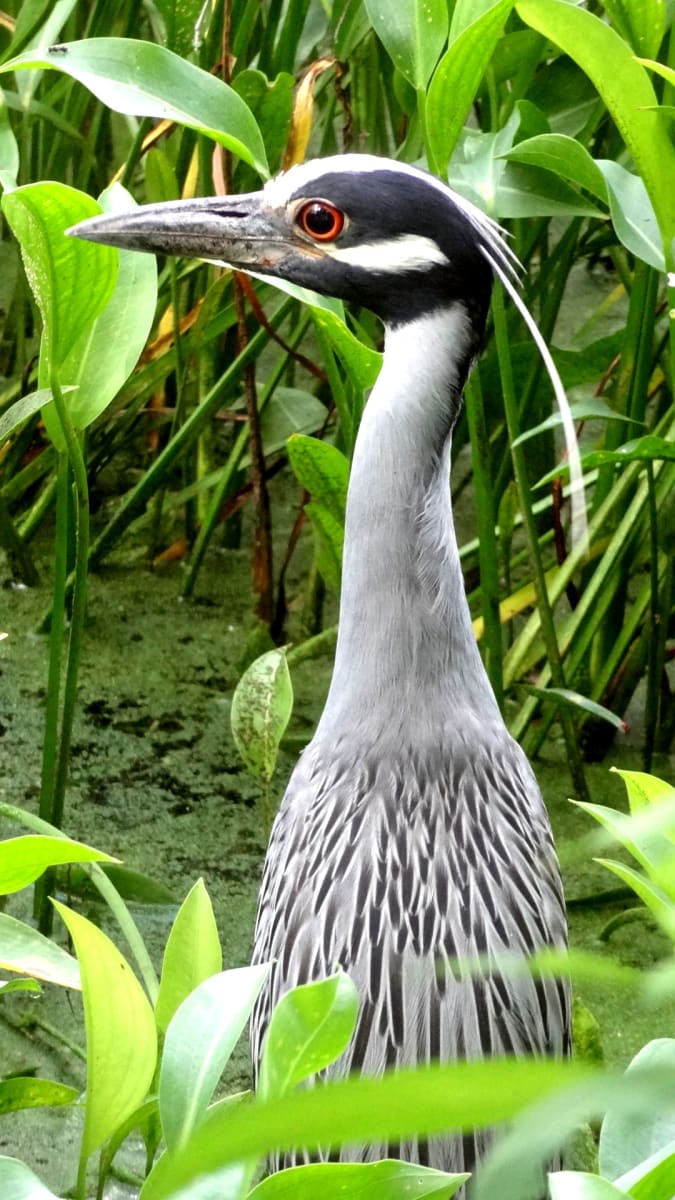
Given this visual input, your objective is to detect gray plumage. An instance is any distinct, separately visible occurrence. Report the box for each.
[69,154,570,1179]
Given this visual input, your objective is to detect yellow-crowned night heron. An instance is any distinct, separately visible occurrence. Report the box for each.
[72,156,570,1177]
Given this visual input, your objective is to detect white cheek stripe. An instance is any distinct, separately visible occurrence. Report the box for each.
[324,234,448,273]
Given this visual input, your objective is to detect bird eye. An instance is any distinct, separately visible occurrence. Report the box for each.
[297,201,344,242]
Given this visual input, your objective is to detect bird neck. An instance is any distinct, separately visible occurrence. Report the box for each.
[317,304,500,743]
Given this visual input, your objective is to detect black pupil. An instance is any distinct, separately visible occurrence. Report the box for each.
[304,204,336,235]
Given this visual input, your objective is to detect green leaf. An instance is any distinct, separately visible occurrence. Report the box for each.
[527,688,628,733]
[258,972,359,1102]
[140,1058,591,1200]
[153,0,206,58]
[0,1077,78,1116]
[593,860,675,938]
[0,1158,60,1200]
[0,85,18,190]
[636,57,675,89]
[548,1173,628,1200]
[599,1040,675,1181]
[1,182,118,376]
[310,308,381,394]
[249,1160,469,1200]
[0,978,42,997]
[501,134,608,202]
[304,501,344,594]
[256,387,327,458]
[287,435,349,525]
[512,397,638,447]
[159,964,269,1151]
[363,0,448,90]
[0,834,116,895]
[426,0,516,173]
[602,1,665,58]
[42,182,158,446]
[616,1140,675,1200]
[0,387,73,446]
[1,39,268,177]
[230,649,294,783]
[54,900,157,1156]
[515,0,675,256]
[155,878,222,1034]
[0,913,80,988]
[612,768,675,817]
[596,160,664,270]
[538,436,675,482]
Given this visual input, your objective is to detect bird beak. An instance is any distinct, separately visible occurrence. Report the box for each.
[67,193,290,272]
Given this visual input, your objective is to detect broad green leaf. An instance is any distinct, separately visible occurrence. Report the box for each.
[599,1040,675,1181]
[233,69,294,178]
[596,160,663,270]
[0,912,80,988]
[159,964,269,1151]
[249,1160,469,1199]
[230,649,293,783]
[1,39,268,177]
[155,878,222,1034]
[612,768,675,817]
[153,0,205,57]
[473,1063,675,1200]
[548,1173,627,1200]
[0,834,115,895]
[512,397,638,447]
[256,387,327,458]
[10,0,78,109]
[258,972,359,1101]
[515,0,675,255]
[287,435,350,525]
[140,1058,592,1200]
[538,436,675,482]
[54,900,157,1156]
[65,863,177,905]
[616,1140,675,1200]
[363,0,448,90]
[0,1077,78,1116]
[310,308,381,394]
[501,134,607,203]
[42,182,158,446]
[305,501,344,594]
[593,860,675,937]
[426,0,516,173]
[0,85,18,190]
[0,1158,60,1200]
[1,182,117,376]
[573,798,672,878]
[602,1,665,58]
[527,688,628,732]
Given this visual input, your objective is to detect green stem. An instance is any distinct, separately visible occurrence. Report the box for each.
[465,371,503,710]
[50,382,90,834]
[492,287,588,802]
[643,462,660,772]
[88,300,292,569]
[34,453,69,929]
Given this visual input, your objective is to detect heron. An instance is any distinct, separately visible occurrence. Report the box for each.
[71,155,570,1179]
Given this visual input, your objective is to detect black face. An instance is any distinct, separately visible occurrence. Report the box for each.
[274,169,494,330]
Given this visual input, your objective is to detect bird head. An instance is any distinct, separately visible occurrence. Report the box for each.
[68,155,515,328]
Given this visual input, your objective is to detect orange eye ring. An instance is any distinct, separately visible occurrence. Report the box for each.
[297,200,345,242]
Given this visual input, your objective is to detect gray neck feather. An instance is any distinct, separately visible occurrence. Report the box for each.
[316,304,500,745]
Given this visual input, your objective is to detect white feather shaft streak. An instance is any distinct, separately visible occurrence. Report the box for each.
[324,234,449,273]
[481,247,589,556]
